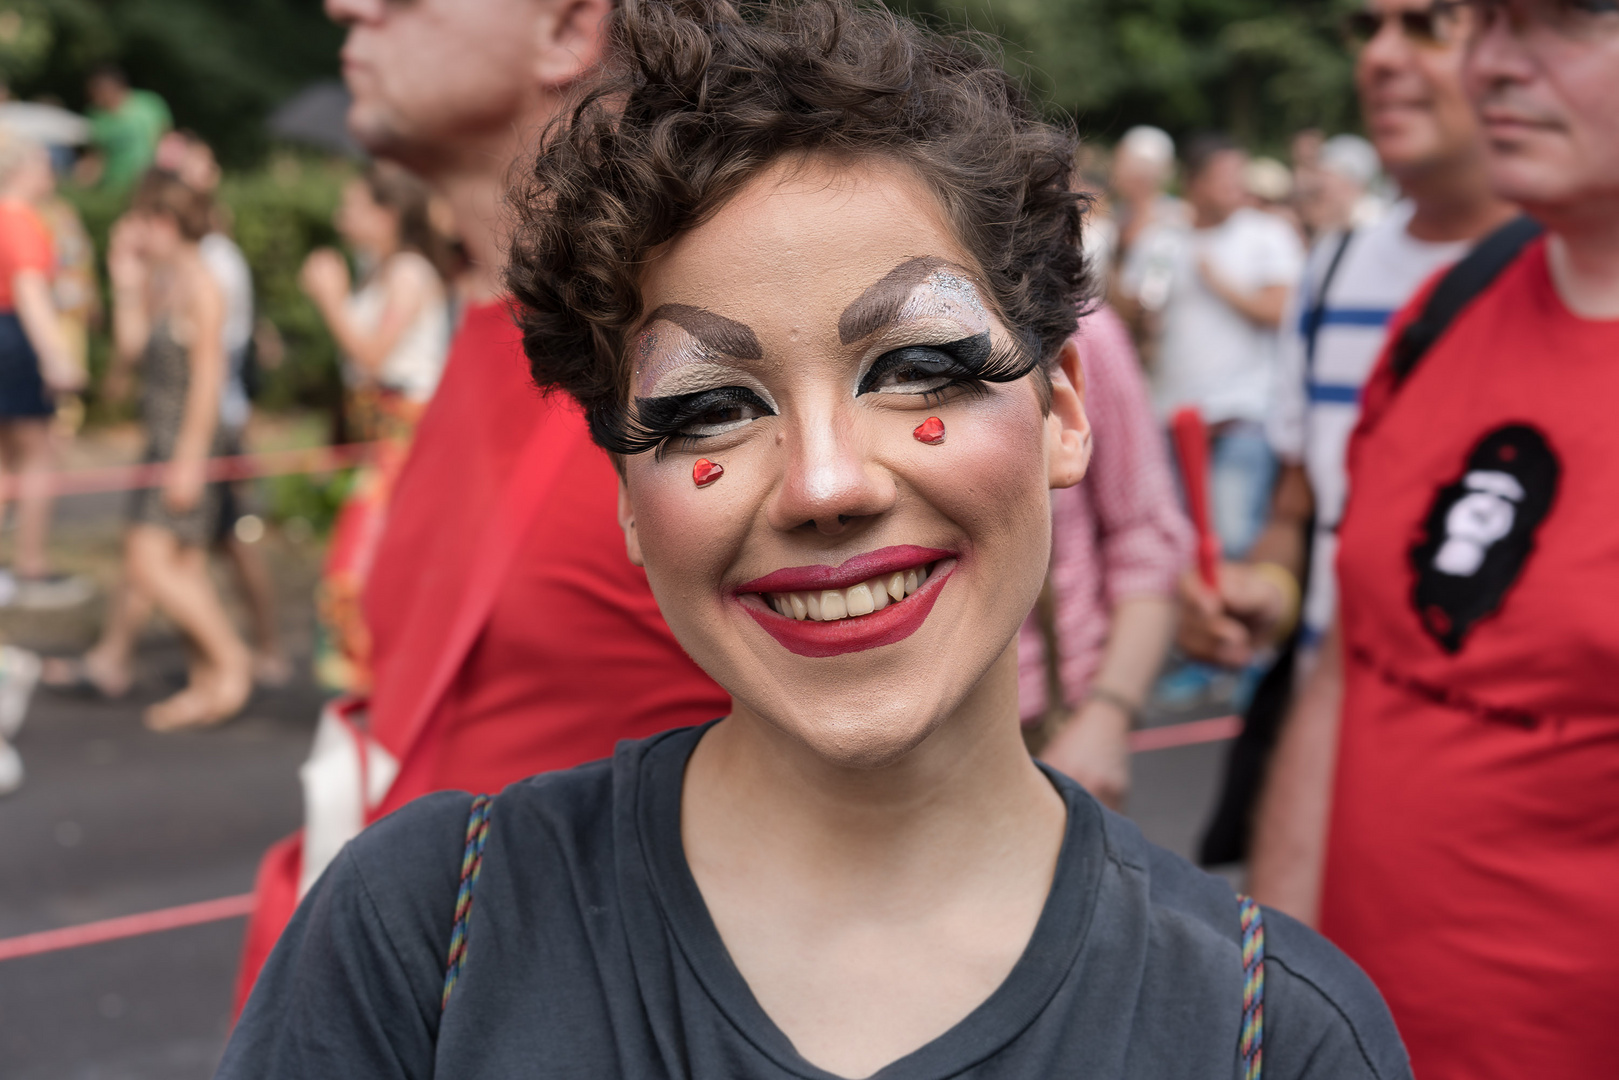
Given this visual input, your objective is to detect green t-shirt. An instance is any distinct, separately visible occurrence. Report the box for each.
[88,89,173,192]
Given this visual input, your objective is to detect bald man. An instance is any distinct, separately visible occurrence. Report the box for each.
[235,0,730,1005]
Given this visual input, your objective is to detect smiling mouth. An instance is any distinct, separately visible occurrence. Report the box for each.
[759,562,938,622]
[735,547,956,658]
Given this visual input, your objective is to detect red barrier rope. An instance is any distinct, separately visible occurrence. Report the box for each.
[0,442,378,499]
[0,892,254,963]
[0,716,1243,964]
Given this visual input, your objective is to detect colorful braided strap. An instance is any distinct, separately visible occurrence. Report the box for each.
[441,794,493,1011]
[1238,894,1266,1080]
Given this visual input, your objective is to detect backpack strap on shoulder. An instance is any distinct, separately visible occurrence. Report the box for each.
[1238,894,1266,1080]
[1390,215,1543,386]
[441,793,494,1011]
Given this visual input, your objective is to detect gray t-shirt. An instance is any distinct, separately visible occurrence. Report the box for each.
[220,725,1410,1079]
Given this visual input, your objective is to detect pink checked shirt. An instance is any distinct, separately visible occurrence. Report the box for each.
[1018,306,1193,723]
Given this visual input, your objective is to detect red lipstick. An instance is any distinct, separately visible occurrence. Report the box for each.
[736,545,953,595]
[737,550,956,658]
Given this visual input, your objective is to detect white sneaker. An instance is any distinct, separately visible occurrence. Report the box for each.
[0,739,21,796]
[0,646,41,740]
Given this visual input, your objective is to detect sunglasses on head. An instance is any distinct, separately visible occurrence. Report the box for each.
[1343,2,1468,46]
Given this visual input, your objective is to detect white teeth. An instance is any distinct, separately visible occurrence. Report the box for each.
[820,590,848,620]
[887,572,906,600]
[763,563,938,623]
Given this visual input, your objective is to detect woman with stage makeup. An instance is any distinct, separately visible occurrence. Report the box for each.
[220,3,1408,1077]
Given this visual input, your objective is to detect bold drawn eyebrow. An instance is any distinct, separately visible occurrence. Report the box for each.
[642,303,763,361]
[838,256,975,345]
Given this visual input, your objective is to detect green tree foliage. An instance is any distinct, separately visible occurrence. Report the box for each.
[0,0,341,166]
[898,0,1362,150]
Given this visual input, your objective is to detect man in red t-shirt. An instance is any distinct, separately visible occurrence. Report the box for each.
[1248,5,1619,1077]
[235,0,731,1005]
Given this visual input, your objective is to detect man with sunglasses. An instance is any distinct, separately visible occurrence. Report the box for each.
[1248,2,1619,1076]
[1181,0,1513,859]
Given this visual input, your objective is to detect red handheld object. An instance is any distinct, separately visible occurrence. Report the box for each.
[1170,407,1221,590]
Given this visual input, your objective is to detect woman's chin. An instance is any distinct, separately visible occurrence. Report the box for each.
[757,696,955,771]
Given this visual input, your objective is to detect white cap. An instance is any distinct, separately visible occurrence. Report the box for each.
[1319,134,1380,188]
[1117,125,1175,169]
[1245,157,1294,202]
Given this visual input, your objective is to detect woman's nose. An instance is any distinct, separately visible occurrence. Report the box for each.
[767,414,896,536]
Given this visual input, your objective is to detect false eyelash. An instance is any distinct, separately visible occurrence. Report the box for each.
[855,331,1041,399]
[590,385,775,459]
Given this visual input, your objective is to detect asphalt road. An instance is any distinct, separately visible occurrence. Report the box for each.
[0,509,1237,1080]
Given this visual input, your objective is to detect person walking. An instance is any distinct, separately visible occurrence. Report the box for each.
[1247,2,1619,1075]
[1180,0,1518,865]
[299,162,450,692]
[0,133,81,596]
[232,0,733,1006]
[47,173,251,729]
[153,130,290,685]
[1122,134,1304,558]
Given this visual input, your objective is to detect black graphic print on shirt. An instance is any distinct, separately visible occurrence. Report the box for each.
[1409,424,1559,654]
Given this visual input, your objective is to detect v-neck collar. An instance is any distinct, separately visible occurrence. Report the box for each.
[631,724,1105,1080]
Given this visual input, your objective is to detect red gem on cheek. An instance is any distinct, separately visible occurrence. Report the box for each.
[913,416,946,445]
[692,458,724,487]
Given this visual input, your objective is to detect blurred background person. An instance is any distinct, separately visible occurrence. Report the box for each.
[1298,133,1386,240]
[81,65,172,194]
[1182,0,1516,868]
[45,173,250,730]
[1019,305,1192,808]
[156,129,290,686]
[1242,2,1619,1072]
[1244,154,1304,239]
[1108,125,1185,265]
[0,132,83,600]
[298,162,449,693]
[1123,133,1304,557]
[1105,125,1186,353]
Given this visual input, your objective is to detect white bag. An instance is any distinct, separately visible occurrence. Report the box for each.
[297,696,399,897]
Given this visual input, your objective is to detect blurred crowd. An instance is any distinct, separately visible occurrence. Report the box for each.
[3,0,1618,1075]
[0,66,460,789]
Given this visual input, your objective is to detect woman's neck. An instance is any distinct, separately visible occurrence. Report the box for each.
[683,645,1065,891]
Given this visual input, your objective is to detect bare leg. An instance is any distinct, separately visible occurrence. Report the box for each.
[223,534,288,684]
[81,573,149,695]
[7,419,55,579]
[125,524,251,730]
[41,539,150,698]
[0,422,18,569]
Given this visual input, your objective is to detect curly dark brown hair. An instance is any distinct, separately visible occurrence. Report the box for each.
[506,0,1089,450]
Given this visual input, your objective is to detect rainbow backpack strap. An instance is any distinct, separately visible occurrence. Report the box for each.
[441,794,494,1011]
[1238,894,1267,1080]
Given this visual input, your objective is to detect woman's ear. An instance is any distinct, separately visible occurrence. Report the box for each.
[533,0,611,89]
[1046,336,1092,490]
[618,477,645,567]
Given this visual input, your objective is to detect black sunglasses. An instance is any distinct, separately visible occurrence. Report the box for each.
[1343,3,1468,46]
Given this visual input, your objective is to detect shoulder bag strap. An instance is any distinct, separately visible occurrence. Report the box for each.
[1390,215,1543,386]
[441,793,494,1012]
[1238,894,1266,1080]
[1303,229,1356,384]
